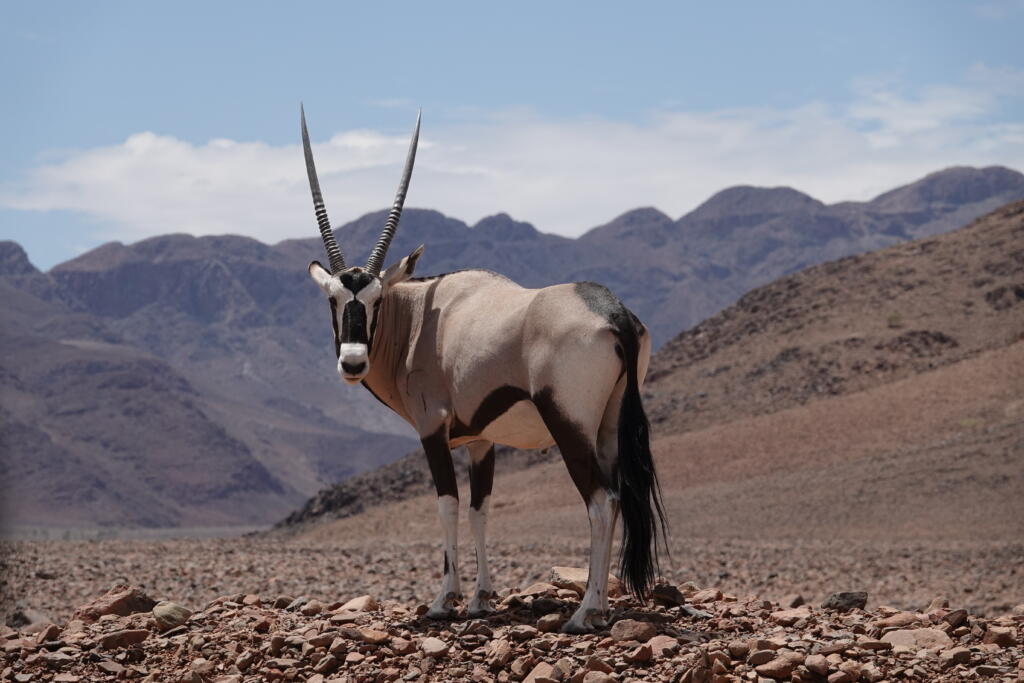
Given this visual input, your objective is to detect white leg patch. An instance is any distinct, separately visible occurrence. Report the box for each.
[563,489,619,633]
[427,495,461,618]
[467,496,495,616]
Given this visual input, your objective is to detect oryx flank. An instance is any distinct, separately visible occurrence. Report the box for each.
[301,106,666,633]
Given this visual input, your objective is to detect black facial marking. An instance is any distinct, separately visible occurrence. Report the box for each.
[368,298,382,351]
[341,300,368,344]
[328,297,341,358]
[338,269,376,294]
[450,385,530,439]
[422,427,458,499]
[469,445,495,510]
[532,386,607,503]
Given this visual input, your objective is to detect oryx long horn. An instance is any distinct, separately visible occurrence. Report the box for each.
[301,104,346,274]
[365,110,421,276]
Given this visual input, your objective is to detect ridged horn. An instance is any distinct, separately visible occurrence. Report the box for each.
[365,109,421,276]
[301,104,346,274]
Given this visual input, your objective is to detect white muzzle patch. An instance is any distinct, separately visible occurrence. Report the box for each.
[338,343,369,383]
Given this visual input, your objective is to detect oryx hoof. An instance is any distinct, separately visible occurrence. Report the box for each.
[426,591,460,620]
[467,589,497,617]
[561,607,607,634]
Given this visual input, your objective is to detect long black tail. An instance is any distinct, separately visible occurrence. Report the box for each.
[616,323,668,600]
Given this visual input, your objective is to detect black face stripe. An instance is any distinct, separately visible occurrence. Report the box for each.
[339,269,376,294]
[328,297,341,358]
[341,300,368,344]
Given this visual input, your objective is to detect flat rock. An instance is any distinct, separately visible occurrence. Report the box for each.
[881,627,953,650]
[99,629,149,649]
[339,595,377,612]
[755,651,804,679]
[610,618,656,643]
[982,626,1017,647]
[72,584,156,623]
[548,567,622,597]
[872,610,920,628]
[648,634,681,657]
[770,607,810,626]
[420,636,449,657]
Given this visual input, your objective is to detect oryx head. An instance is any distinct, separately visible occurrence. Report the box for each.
[303,105,423,384]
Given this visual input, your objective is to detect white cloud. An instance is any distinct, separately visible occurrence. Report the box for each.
[2,67,1022,245]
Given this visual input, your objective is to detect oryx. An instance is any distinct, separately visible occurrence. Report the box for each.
[301,106,666,633]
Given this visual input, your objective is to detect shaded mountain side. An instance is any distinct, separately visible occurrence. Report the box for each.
[272,200,1024,532]
[0,257,417,528]
[644,200,1024,436]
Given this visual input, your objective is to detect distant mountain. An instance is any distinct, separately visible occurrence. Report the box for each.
[1,165,1021,529]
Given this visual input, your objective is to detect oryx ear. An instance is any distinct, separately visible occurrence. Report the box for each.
[308,260,334,294]
[381,245,424,288]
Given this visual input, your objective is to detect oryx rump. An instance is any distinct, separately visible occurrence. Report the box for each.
[300,107,667,633]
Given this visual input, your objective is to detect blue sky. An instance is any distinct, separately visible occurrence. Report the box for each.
[2,1,1022,270]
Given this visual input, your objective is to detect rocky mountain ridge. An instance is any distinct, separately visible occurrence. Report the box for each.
[2,166,1022,530]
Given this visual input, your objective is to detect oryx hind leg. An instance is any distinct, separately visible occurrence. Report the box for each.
[466,440,497,616]
[533,387,619,634]
[422,428,461,619]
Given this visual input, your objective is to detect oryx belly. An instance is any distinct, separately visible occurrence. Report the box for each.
[478,399,555,450]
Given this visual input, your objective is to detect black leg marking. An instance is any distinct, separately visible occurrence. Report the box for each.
[469,445,495,510]
[422,428,458,499]
[443,551,449,575]
[533,387,606,504]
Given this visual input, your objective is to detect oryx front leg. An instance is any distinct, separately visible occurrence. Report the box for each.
[467,441,496,617]
[422,429,461,619]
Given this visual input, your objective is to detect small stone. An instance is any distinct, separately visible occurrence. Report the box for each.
[651,582,687,607]
[300,599,323,616]
[649,634,680,658]
[747,650,776,666]
[42,651,74,669]
[690,588,723,604]
[537,613,564,633]
[583,655,613,673]
[940,646,970,668]
[582,673,614,683]
[345,651,365,664]
[96,661,126,674]
[820,592,867,612]
[391,636,415,655]
[420,636,449,657]
[99,629,149,649]
[856,638,892,651]
[755,651,803,679]
[524,662,555,683]
[486,638,513,667]
[35,624,60,643]
[805,653,829,675]
[982,626,1017,647]
[510,624,539,641]
[339,595,377,612]
[975,664,1003,676]
[943,609,968,628]
[781,593,805,608]
[549,567,622,597]
[624,644,652,663]
[359,627,390,645]
[610,618,656,643]
[770,607,810,626]
[826,672,851,683]
[152,601,192,632]
[872,611,919,629]
[192,658,216,675]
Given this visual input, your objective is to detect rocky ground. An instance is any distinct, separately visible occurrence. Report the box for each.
[3,563,1023,683]
[4,538,1024,681]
